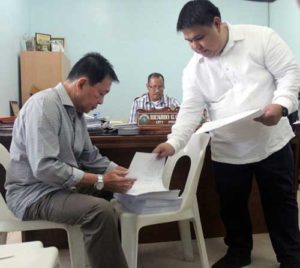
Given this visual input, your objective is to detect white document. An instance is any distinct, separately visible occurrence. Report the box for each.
[196,109,263,134]
[125,152,167,195]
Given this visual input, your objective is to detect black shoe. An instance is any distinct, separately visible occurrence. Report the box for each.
[212,251,251,268]
[280,262,300,268]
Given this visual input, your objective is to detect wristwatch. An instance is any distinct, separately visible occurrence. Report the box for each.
[281,106,289,117]
[94,174,104,190]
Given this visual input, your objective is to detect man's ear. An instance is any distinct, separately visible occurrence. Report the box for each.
[213,16,222,30]
[76,77,88,90]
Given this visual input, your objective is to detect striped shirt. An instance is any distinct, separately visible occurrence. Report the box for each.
[128,93,180,124]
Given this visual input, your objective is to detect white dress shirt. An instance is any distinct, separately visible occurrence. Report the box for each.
[167,24,300,164]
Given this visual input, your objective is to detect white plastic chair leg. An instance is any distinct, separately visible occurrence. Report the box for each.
[84,248,91,268]
[0,232,7,244]
[178,220,194,261]
[121,215,139,268]
[66,225,87,268]
[193,208,209,268]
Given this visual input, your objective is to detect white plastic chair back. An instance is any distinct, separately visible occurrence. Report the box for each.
[162,133,210,210]
[0,143,17,220]
[113,133,211,268]
[0,143,88,268]
[0,241,60,268]
[0,143,10,170]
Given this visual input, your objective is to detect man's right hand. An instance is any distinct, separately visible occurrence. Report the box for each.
[153,143,175,159]
[103,166,136,193]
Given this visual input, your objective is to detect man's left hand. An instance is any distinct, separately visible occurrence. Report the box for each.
[254,104,284,126]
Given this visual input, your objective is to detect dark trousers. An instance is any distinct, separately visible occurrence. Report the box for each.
[212,142,300,264]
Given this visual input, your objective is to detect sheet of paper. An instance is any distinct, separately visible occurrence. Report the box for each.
[196,109,263,134]
[126,152,166,195]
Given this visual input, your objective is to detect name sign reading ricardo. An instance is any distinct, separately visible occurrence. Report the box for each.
[137,107,179,127]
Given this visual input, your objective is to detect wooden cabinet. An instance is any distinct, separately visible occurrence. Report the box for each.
[19,51,70,105]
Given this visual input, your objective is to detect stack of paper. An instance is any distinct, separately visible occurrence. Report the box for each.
[117,124,140,136]
[114,152,182,214]
[0,116,15,135]
[109,123,140,135]
[85,117,103,130]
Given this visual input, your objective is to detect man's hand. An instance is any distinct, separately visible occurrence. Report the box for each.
[254,104,284,126]
[103,166,136,193]
[153,143,175,159]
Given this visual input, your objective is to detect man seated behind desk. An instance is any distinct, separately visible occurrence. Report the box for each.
[5,52,135,268]
[128,72,180,124]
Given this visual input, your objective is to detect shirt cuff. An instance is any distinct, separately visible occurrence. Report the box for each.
[73,167,85,183]
[63,167,85,188]
[273,98,295,114]
[105,161,118,173]
[166,138,182,154]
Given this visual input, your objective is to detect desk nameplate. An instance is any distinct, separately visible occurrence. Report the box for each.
[137,108,178,128]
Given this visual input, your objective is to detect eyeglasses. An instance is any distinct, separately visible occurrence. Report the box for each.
[148,85,164,90]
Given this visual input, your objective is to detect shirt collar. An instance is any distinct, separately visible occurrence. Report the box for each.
[145,93,166,105]
[55,83,83,117]
[221,23,244,55]
[55,82,74,107]
[196,22,245,62]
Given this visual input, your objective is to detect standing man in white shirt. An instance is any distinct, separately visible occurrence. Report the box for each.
[154,1,300,268]
[128,72,180,124]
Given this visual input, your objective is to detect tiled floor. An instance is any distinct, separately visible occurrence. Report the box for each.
[138,233,278,268]
[7,233,277,268]
[6,190,299,268]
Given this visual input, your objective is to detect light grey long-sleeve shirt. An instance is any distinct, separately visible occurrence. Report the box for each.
[5,83,117,219]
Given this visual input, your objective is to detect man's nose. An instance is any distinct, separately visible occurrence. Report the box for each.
[191,40,203,50]
[98,98,104,104]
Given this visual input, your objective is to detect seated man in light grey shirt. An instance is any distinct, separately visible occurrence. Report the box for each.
[5,52,134,268]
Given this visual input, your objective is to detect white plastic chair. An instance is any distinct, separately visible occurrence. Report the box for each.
[0,241,60,268]
[113,133,211,268]
[0,143,88,268]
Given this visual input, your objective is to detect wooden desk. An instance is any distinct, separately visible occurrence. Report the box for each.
[1,133,299,248]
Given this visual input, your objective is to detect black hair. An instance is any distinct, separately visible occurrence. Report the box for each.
[177,0,221,31]
[147,72,164,83]
[67,52,119,85]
